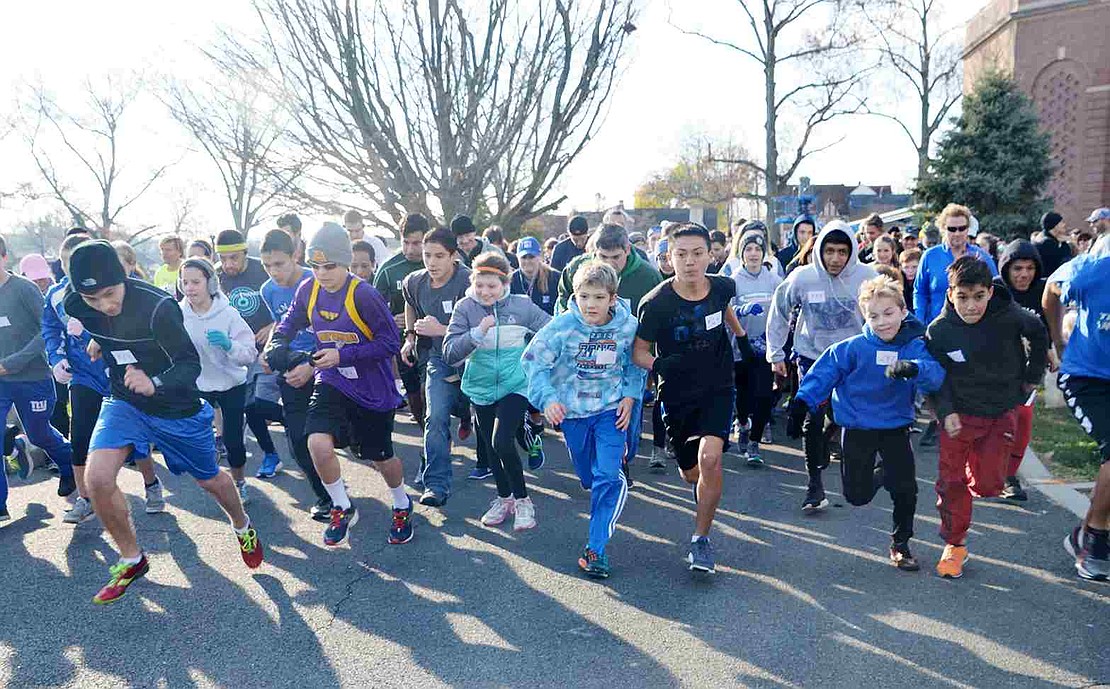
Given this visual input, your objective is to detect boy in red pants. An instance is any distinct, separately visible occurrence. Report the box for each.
[925,257,1048,578]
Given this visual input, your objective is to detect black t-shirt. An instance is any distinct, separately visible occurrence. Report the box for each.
[218,256,274,335]
[637,275,737,405]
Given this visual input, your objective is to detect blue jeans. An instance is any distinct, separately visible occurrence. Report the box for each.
[422,355,470,497]
[0,379,73,484]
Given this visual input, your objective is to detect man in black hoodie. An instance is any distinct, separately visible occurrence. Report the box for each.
[1033,211,1073,276]
[925,256,1048,579]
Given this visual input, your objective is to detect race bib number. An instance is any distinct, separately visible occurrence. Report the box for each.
[596,350,617,366]
[542,295,551,304]
[338,366,359,379]
[441,300,454,314]
[705,311,722,330]
[0,316,9,327]
[875,350,898,366]
[111,350,138,365]
[806,291,826,304]
[947,350,966,363]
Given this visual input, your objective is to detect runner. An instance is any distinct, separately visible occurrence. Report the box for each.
[522,260,645,577]
[787,276,944,571]
[774,215,816,271]
[766,220,876,513]
[350,240,377,282]
[342,210,388,273]
[1043,236,1110,580]
[270,222,408,546]
[633,223,750,574]
[550,215,591,271]
[64,240,262,604]
[153,236,184,294]
[443,252,551,531]
[925,256,1048,579]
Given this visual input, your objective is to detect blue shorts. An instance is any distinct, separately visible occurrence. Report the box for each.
[90,397,219,480]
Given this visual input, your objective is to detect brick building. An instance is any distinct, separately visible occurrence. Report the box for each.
[964,0,1110,228]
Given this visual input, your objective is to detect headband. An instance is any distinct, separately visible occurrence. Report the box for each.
[475,266,508,277]
[216,242,248,253]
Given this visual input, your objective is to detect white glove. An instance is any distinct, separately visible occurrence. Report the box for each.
[53,360,73,384]
[66,318,84,337]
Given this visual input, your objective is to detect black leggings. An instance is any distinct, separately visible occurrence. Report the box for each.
[839,427,917,544]
[203,384,248,469]
[69,384,105,467]
[246,400,281,454]
[51,380,70,438]
[474,393,529,499]
[279,379,329,502]
[734,359,774,441]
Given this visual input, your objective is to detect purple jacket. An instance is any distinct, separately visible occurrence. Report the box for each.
[276,274,402,411]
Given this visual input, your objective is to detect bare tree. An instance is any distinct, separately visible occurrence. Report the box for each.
[20,75,176,239]
[635,135,761,208]
[225,0,638,230]
[856,0,961,187]
[163,59,299,233]
[673,0,870,226]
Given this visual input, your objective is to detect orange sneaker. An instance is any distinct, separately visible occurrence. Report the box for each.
[936,544,968,578]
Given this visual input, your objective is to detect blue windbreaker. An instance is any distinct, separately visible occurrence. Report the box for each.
[42,277,110,396]
[796,315,945,430]
[914,243,998,324]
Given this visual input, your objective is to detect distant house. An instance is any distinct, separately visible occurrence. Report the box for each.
[522,206,718,241]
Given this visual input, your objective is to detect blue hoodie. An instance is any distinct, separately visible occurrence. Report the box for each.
[796,315,945,430]
[42,277,110,396]
[521,299,646,419]
[1048,236,1110,381]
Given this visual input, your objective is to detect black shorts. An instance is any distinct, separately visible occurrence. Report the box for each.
[660,388,734,471]
[305,382,395,462]
[1059,374,1110,463]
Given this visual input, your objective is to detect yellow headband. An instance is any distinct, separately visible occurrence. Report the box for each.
[475,266,507,278]
[216,242,248,253]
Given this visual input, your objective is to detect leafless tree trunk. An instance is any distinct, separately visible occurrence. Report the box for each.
[857,0,962,189]
[19,75,176,240]
[224,0,637,230]
[674,0,869,227]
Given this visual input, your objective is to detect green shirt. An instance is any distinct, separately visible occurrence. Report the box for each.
[373,252,425,315]
[153,264,179,293]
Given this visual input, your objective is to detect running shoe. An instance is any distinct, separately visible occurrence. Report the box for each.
[388,499,414,544]
[513,497,536,531]
[1000,476,1028,502]
[736,419,750,447]
[458,416,473,442]
[215,435,228,465]
[6,435,32,481]
[324,506,359,546]
[802,480,828,514]
[144,480,166,514]
[761,425,773,444]
[936,544,968,578]
[93,555,150,605]
[237,526,264,568]
[467,466,492,481]
[578,546,611,579]
[687,536,715,573]
[236,480,250,506]
[621,460,634,489]
[309,498,333,523]
[57,474,76,498]
[889,541,920,571]
[919,420,938,447]
[419,489,447,507]
[413,455,427,489]
[1065,526,1110,581]
[255,453,284,479]
[648,447,666,473]
[45,457,60,474]
[481,497,514,526]
[745,441,764,467]
[527,437,545,471]
[0,508,9,523]
[64,496,96,524]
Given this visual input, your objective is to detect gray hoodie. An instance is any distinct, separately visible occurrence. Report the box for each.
[731,230,783,359]
[766,221,876,363]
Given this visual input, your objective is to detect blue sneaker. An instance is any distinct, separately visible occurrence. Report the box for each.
[255,452,283,479]
[578,546,611,579]
[6,436,32,481]
[468,466,492,480]
[324,506,358,546]
[527,438,545,471]
[736,419,750,447]
[388,499,414,544]
[687,536,716,573]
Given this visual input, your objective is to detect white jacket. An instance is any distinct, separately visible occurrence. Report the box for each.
[179,293,257,392]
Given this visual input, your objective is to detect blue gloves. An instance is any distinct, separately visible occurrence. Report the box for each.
[736,302,764,318]
[206,329,233,352]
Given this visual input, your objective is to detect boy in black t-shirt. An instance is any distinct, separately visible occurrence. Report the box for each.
[634,224,752,574]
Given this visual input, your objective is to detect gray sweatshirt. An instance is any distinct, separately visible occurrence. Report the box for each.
[731,263,783,359]
[0,272,51,381]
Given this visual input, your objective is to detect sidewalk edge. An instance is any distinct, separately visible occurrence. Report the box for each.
[1016,446,1090,519]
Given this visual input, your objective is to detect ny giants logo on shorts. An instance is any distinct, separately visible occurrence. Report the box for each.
[30,399,48,413]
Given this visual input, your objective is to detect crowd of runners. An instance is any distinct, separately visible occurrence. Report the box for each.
[1,202,1108,605]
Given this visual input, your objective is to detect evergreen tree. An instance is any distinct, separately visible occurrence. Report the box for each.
[915,71,1053,238]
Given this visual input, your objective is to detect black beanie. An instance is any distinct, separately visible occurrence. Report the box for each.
[1041,211,1063,232]
[450,215,476,237]
[568,215,589,234]
[69,240,126,294]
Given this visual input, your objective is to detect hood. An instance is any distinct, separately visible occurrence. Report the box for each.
[620,247,645,278]
[789,215,815,247]
[942,279,1013,320]
[998,239,1043,287]
[813,220,860,277]
[863,313,925,347]
[181,292,232,321]
[569,295,633,329]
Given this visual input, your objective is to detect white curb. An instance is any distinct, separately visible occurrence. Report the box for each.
[1017,446,1091,519]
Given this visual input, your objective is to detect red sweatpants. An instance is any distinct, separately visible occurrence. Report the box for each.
[1006,404,1034,477]
[936,409,1017,546]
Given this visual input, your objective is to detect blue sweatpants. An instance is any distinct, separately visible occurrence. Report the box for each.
[0,379,74,483]
[562,409,629,556]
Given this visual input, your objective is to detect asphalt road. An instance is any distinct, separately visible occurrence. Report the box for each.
[1,411,1107,689]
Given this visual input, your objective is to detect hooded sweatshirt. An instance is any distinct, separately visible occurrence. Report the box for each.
[775,214,814,268]
[731,229,783,358]
[555,248,662,316]
[43,276,110,396]
[996,239,1046,323]
[796,315,945,429]
[179,292,258,392]
[925,284,1048,419]
[442,287,552,406]
[766,222,877,363]
[521,298,646,419]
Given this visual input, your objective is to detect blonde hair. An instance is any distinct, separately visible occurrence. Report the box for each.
[572,259,619,295]
[111,240,146,280]
[936,203,971,232]
[858,275,905,310]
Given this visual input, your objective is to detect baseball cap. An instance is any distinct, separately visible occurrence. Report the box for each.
[19,253,53,282]
[1086,207,1110,223]
[655,238,669,256]
[516,236,541,257]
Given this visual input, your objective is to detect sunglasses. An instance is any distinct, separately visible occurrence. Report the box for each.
[310,262,339,271]
[945,224,969,233]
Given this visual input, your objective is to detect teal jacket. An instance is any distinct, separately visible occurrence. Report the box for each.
[555,249,662,316]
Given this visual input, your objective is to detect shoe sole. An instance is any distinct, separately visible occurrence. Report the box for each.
[467,474,492,481]
[937,553,969,579]
[528,458,545,471]
[1064,532,1110,581]
[419,495,446,507]
[324,511,359,546]
[513,522,536,532]
[388,529,414,545]
[687,562,716,574]
[746,458,764,467]
[144,505,166,514]
[802,498,829,514]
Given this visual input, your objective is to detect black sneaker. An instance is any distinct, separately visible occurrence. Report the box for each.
[802,480,828,514]
[419,489,447,507]
[309,498,333,523]
[323,506,358,546]
[1000,476,1028,502]
[919,420,938,447]
[621,460,634,489]
[0,508,10,522]
[57,474,77,498]
[889,541,920,571]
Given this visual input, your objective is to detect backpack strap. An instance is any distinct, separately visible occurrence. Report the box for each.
[345,277,375,341]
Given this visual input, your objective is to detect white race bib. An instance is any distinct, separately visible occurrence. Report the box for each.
[596,349,617,366]
[338,366,359,379]
[705,311,722,330]
[0,316,9,327]
[806,291,826,304]
[441,300,454,314]
[947,350,966,363]
[542,295,551,304]
[875,350,898,366]
[111,350,138,365]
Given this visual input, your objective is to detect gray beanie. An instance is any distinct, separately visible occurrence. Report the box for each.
[739,229,766,258]
[307,221,353,266]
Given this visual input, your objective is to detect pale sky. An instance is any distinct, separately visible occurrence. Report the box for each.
[0,0,990,238]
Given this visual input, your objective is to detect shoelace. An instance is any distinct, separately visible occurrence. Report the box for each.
[238,528,258,552]
[392,508,409,531]
[329,508,345,529]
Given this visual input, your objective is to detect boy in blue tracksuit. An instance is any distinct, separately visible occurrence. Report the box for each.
[522,260,647,578]
[787,275,945,571]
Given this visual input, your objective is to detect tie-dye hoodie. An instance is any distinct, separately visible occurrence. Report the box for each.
[520,298,647,419]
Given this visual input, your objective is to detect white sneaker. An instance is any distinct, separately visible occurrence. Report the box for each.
[480,497,514,526]
[237,480,250,507]
[64,496,96,524]
[144,480,166,514]
[513,497,536,531]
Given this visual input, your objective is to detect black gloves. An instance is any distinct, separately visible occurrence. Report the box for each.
[735,334,756,362]
[264,339,312,373]
[786,398,809,439]
[885,360,919,380]
[652,355,683,380]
